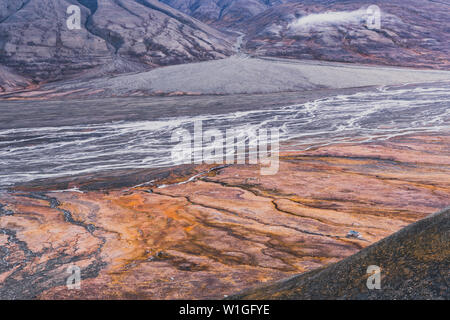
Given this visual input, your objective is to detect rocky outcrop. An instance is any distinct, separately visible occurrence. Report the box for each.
[0,0,233,90]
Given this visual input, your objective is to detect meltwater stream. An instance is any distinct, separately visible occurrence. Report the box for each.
[0,81,449,189]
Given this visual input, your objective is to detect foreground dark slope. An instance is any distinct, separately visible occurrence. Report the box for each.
[230,207,450,300]
[0,0,233,92]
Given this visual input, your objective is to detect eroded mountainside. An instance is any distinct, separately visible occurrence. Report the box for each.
[160,0,284,26]
[0,0,233,91]
[1,0,449,93]
[241,0,450,69]
[163,0,450,69]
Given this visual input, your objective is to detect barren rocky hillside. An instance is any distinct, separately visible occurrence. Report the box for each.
[0,0,233,92]
[163,0,450,69]
[241,0,450,69]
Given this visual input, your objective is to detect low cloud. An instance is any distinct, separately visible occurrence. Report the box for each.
[289,9,368,30]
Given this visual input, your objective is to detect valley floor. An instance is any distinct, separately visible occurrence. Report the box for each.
[0,132,449,299]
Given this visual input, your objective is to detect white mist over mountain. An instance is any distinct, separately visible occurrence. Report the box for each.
[288,9,369,30]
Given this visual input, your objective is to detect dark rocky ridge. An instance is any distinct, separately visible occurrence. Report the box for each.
[0,0,233,90]
[229,207,450,300]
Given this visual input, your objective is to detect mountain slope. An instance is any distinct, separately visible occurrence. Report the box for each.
[163,0,450,69]
[240,0,450,69]
[230,207,450,300]
[0,65,31,92]
[160,0,283,26]
[0,0,233,90]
